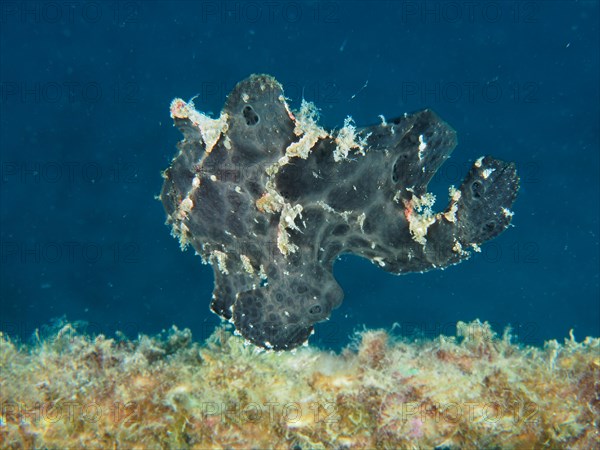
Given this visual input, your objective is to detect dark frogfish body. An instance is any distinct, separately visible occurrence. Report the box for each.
[160,74,519,350]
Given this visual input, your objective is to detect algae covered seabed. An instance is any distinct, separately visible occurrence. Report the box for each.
[1,320,598,449]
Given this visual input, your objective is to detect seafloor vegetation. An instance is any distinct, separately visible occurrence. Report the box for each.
[1,320,598,449]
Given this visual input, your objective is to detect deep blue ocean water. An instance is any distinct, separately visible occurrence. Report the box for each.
[1,0,598,350]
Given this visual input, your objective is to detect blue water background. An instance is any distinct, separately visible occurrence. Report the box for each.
[1,1,598,349]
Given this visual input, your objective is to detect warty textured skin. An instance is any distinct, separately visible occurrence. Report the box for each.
[161,74,519,350]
